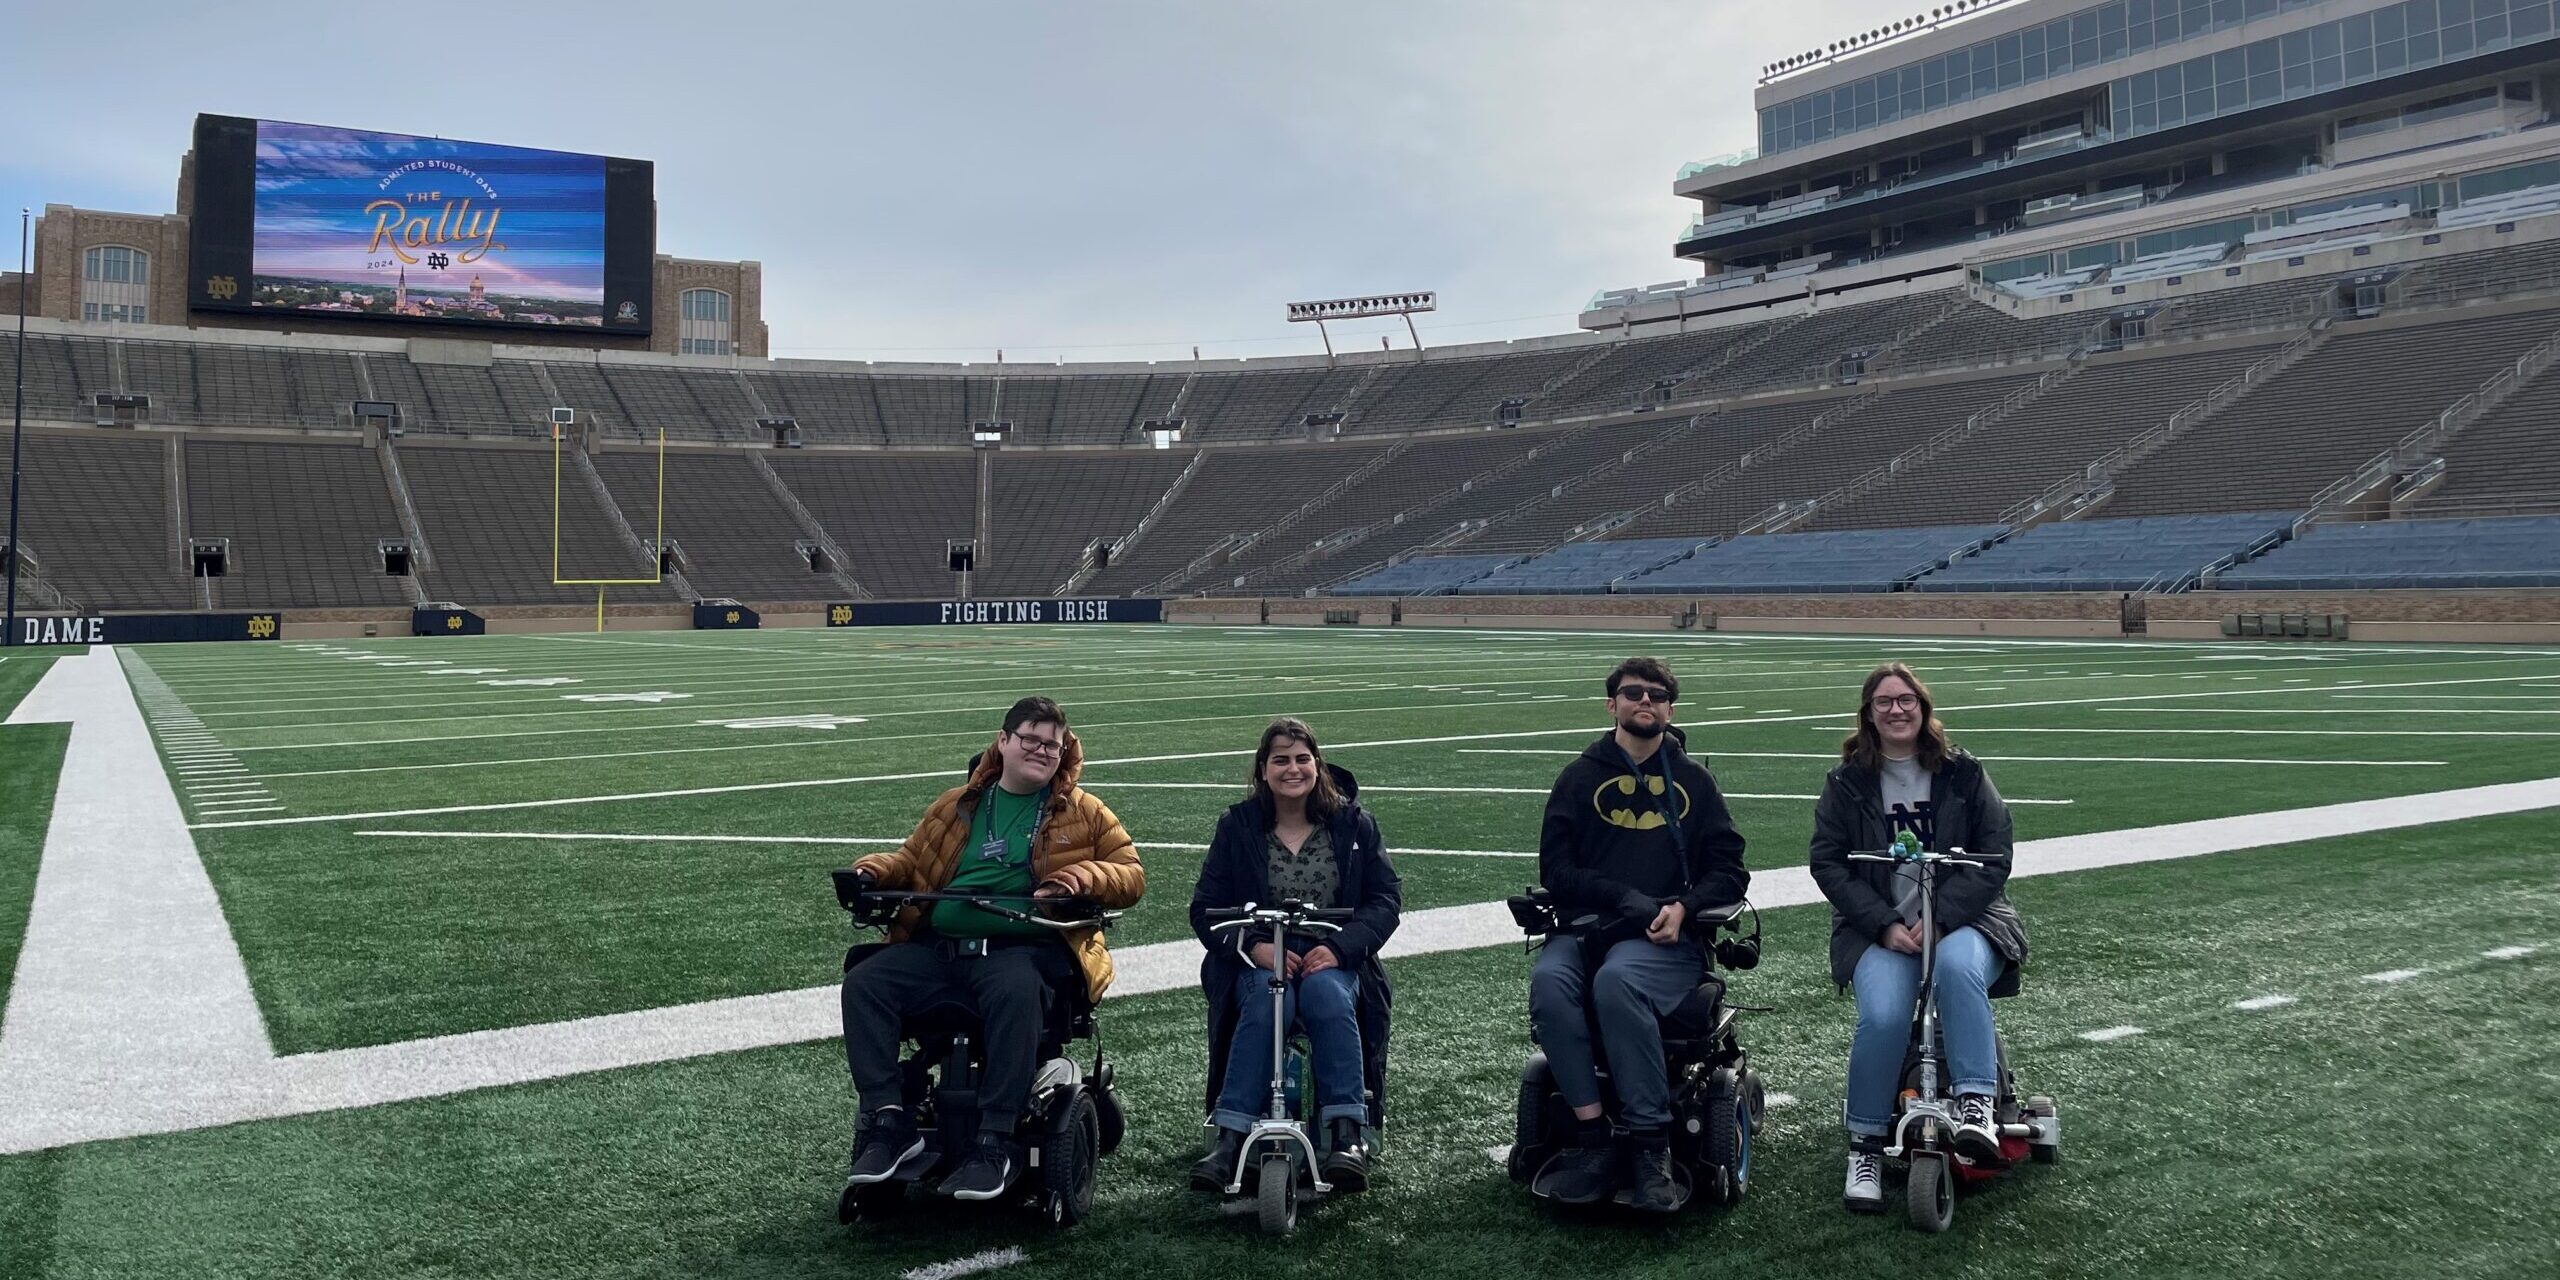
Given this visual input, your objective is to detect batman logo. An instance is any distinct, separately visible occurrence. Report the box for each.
[1594,774,1691,830]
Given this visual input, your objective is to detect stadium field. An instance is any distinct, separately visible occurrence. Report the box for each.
[3,625,2557,1279]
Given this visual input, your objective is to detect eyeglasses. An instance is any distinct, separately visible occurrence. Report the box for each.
[1009,730,1065,757]
[1870,694,1921,712]
[1615,685,1675,705]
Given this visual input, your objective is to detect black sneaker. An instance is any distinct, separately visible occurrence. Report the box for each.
[1953,1093,2008,1167]
[1537,1122,1616,1205]
[938,1136,1020,1201]
[1320,1117,1370,1193]
[1190,1128,1246,1194]
[1624,1132,1681,1214]
[846,1107,928,1186]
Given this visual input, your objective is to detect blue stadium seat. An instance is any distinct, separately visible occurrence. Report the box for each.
[2213,516,2560,590]
[1910,512,2296,592]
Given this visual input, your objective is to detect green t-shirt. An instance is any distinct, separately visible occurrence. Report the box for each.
[931,783,1050,939]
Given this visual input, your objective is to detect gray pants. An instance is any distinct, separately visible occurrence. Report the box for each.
[1529,935,1705,1132]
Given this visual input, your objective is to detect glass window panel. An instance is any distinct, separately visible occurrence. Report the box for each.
[2217,47,2246,83]
[2132,101,2160,131]
[2282,59,2311,92]
[2409,26,2440,59]
[2077,36,2100,64]
[2313,23,2341,58]
[2281,29,2310,65]
[2378,37,2408,70]
[2130,68,2158,101]
[1974,60,1996,94]
[2213,0,2242,25]
[2345,11,2373,50]
[2314,53,2344,86]
[2246,40,2276,74]
[1945,46,1969,81]
[2188,81,2218,115]
[2479,7,2510,42]
[2442,0,2472,23]
[2404,0,2436,31]
[2346,45,2375,77]
[2159,85,2188,125]
[2025,47,2048,78]
[2024,25,2045,56]
[2129,0,2154,48]
[2513,0,2547,36]
[2443,18,2476,52]
[2375,5,2404,38]
[1998,32,2022,65]
[2102,24,2127,57]
[2245,0,2276,18]
[1926,78,1949,109]
[2073,12,2098,44]
[2250,68,2280,102]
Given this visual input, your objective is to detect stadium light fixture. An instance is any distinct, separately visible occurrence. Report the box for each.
[1285,291,1437,362]
[971,420,1012,447]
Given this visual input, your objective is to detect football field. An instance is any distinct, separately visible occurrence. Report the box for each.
[3,624,2557,1279]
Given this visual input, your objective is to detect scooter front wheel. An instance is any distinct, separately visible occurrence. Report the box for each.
[1907,1153,1955,1232]
[1256,1153,1297,1234]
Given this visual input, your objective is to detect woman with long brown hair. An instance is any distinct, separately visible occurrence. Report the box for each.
[1188,717,1401,1194]
[1809,663,2027,1214]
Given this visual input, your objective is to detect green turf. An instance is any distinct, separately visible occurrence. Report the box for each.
[1,809,2551,1279]
[118,627,2560,1052]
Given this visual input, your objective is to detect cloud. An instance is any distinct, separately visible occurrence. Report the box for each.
[4,0,1899,360]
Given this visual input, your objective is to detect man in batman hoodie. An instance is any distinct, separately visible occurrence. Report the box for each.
[1529,656,1749,1213]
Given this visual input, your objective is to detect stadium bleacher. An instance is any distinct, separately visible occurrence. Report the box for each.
[1911,512,2295,593]
[1328,553,1521,596]
[395,442,672,605]
[1617,524,2008,594]
[1460,537,1716,595]
[184,438,414,609]
[2213,516,2560,589]
[0,432,195,610]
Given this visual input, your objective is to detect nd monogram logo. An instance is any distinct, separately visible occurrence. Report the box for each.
[445,615,463,631]
[425,251,452,270]
[205,275,238,301]
[723,610,742,625]
[245,615,278,639]
[829,605,854,626]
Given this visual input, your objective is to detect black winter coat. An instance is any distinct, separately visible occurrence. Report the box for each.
[1191,764,1401,1124]
[1807,748,2027,989]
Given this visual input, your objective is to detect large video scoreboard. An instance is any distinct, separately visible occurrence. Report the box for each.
[188,114,654,336]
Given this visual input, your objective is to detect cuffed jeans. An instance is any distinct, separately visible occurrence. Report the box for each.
[1844,925,2002,1139]
[1214,965,1365,1132]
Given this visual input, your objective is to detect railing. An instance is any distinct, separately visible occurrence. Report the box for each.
[1064,446,1204,593]
[1797,361,2082,522]
[1999,321,2328,525]
[1148,441,1412,593]
[2292,323,2560,532]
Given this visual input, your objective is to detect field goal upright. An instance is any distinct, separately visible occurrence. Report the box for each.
[551,406,667,631]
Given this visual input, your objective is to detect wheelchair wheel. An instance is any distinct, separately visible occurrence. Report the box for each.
[1037,1091,1100,1229]
[1094,1081,1127,1158]
[1256,1153,1297,1235]
[1742,1067,1768,1135]
[837,1181,904,1224]
[1509,1071,1548,1185]
[1907,1153,1955,1233]
[1704,1069,1750,1204]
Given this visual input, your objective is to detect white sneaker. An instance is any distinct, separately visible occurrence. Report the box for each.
[1954,1093,2006,1166]
[1843,1151,1885,1213]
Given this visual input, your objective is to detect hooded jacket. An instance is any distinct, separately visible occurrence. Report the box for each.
[1538,725,1749,925]
[1191,763,1400,1124]
[1807,748,2026,989]
[850,729,1144,1003]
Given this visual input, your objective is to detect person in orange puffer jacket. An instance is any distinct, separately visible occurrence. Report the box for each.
[840,695,1143,1201]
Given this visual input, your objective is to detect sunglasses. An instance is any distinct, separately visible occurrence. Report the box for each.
[1009,730,1065,757]
[1614,685,1675,705]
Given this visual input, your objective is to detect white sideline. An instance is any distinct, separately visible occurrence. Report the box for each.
[0,648,278,1150]
[7,651,2560,1154]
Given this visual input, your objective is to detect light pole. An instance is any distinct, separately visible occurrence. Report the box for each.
[5,207,28,645]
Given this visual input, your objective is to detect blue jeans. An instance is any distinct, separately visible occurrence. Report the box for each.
[1214,965,1366,1132]
[1845,926,2003,1139]
[1528,935,1705,1132]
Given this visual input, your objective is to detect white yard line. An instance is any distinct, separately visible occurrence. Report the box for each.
[1457,748,2447,766]
[0,648,275,1153]
[2232,995,2297,1010]
[2363,969,2427,983]
[2080,1025,2145,1042]
[902,1248,1027,1280]
[2484,945,2538,960]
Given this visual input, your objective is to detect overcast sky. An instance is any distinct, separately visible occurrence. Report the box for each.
[1,0,1897,363]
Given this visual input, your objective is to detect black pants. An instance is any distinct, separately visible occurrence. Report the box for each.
[842,939,1072,1137]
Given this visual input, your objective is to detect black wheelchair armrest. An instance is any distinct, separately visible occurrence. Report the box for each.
[1692,901,1745,929]
[1506,893,1558,936]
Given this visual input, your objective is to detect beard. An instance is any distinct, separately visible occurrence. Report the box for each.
[1617,714,1665,739]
